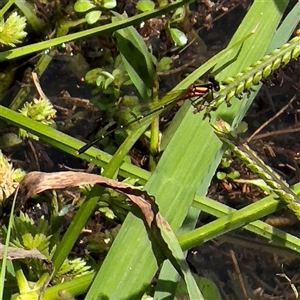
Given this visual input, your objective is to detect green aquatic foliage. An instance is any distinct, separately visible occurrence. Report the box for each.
[0,12,27,47]
[0,150,25,201]
[136,0,155,13]
[74,0,117,24]
[19,98,57,141]
[1,212,92,298]
[54,258,92,283]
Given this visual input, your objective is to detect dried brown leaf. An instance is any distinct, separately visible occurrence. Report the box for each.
[0,243,47,260]
[13,171,157,227]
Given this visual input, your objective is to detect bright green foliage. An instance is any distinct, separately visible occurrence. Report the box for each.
[54,258,92,284]
[85,55,131,114]
[203,36,300,115]
[136,0,155,12]
[0,150,25,201]
[100,0,117,10]
[74,0,96,12]
[85,10,102,24]
[167,7,187,46]
[8,212,52,255]
[217,150,240,181]
[168,28,187,46]
[19,98,56,141]
[1,212,92,298]
[170,7,186,23]
[0,0,298,299]
[74,0,116,24]
[0,12,27,47]
[213,120,300,219]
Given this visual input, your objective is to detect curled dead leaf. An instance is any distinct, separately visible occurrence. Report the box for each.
[9,171,157,227]
[0,243,47,260]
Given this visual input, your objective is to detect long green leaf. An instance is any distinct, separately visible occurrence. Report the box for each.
[0,105,149,184]
[86,1,290,299]
[0,0,194,61]
[114,13,156,98]
[180,193,300,255]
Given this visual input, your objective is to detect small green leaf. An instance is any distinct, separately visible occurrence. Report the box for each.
[136,0,155,12]
[228,170,240,180]
[96,75,106,87]
[216,172,226,180]
[169,28,187,46]
[114,12,155,100]
[0,133,22,149]
[85,68,103,84]
[99,207,116,219]
[102,0,117,9]
[102,70,115,80]
[85,11,102,24]
[74,0,96,13]
[157,57,173,72]
[104,77,114,89]
[221,159,231,168]
[112,68,128,87]
[170,7,185,23]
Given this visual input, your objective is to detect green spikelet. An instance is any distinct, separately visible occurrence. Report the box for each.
[212,120,300,220]
[201,36,300,115]
[0,12,27,47]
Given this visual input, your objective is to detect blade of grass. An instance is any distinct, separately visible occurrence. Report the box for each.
[166,6,299,298]
[0,105,150,183]
[0,188,18,300]
[0,0,194,62]
[102,23,257,180]
[0,0,14,18]
[161,3,297,297]
[85,34,259,299]
[188,192,300,253]
[114,12,156,98]
[43,273,95,300]
[44,182,300,299]
[85,1,291,299]
[154,207,200,299]
[156,218,205,300]
[183,193,300,255]
[51,126,152,274]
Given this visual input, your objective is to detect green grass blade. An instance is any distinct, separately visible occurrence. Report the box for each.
[178,193,300,255]
[269,1,300,50]
[114,12,156,98]
[0,0,194,61]
[86,110,218,299]
[101,22,258,180]
[51,189,101,273]
[85,1,291,299]
[154,207,199,299]
[0,189,18,300]
[156,216,204,299]
[43,273,95,300]
[0,105,150,183]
